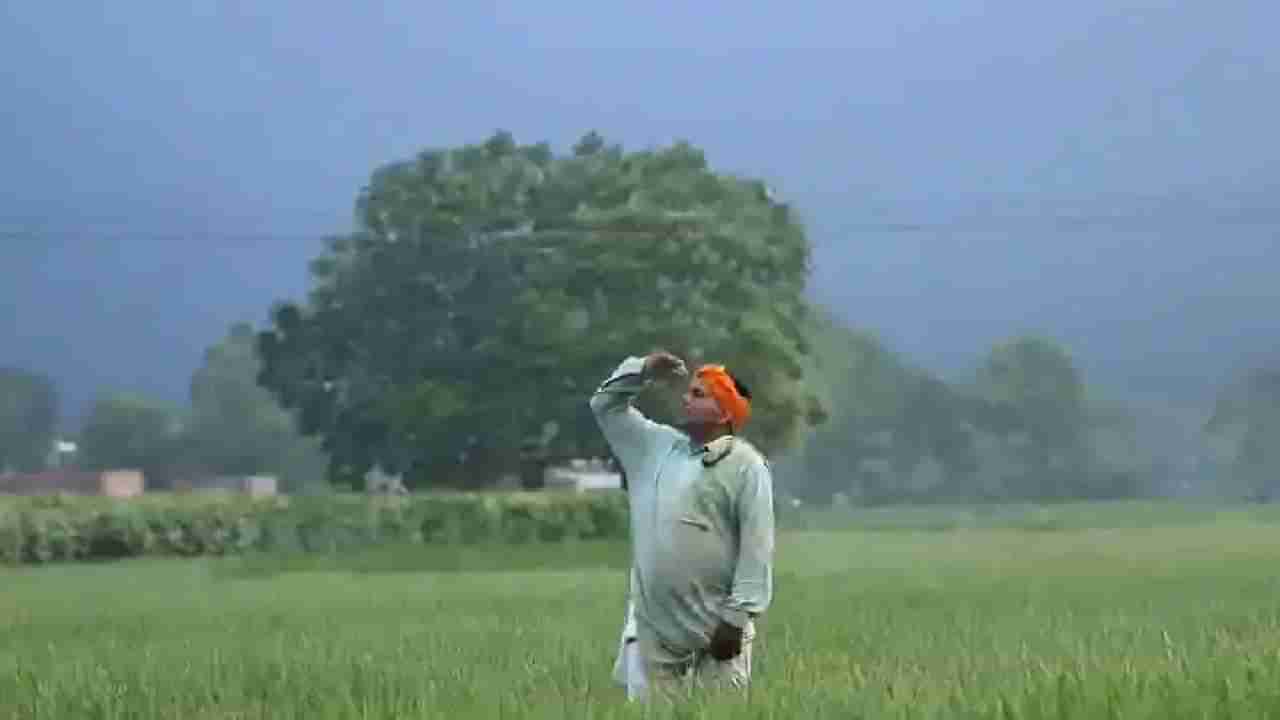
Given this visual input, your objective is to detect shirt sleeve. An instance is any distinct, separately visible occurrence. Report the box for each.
[718,459,776,627]
[588,356,672,476]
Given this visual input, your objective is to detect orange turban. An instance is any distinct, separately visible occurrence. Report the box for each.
[695,364,752,431]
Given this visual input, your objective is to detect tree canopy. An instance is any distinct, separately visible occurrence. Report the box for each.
[972,335,1091,498]
[187,323,328,490]
[0,368,59,473]
[77,393,184,483]
[1206,364,1280,499]
[256,131,825,489]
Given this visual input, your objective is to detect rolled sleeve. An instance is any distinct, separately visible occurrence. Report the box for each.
[589,356,666,475]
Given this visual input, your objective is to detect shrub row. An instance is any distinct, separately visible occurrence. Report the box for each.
[0,490,631,566]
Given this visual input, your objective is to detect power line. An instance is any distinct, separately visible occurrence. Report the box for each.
[0,229,334,246]
[3,210,1279,247]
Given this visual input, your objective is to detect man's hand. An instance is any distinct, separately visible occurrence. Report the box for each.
[643,351,688,382]
[707,620,744,661]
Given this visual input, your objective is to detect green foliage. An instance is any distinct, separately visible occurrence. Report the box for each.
[887,371,982,496]
[1206,366,1280,500]
[973,335,1092,499]
[256,130,822,490]
[0,367,58,473]
[0,491,630,566]
[62,324,328,491]
[975,335,1087,444]
[779,307,981,504]
[779,324,1143,506]
[186,322,329,490]
[76,393,185,486]
[776,306,912,503]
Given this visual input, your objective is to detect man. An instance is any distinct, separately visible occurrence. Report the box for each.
[591,350,776,702]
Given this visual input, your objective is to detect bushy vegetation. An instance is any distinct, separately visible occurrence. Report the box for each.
[0,491,630,566]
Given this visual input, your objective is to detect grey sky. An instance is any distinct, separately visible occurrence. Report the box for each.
[2,1,1277,423]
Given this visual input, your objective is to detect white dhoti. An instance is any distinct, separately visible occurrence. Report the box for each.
[613,595,757,703]
[611,598,648,700]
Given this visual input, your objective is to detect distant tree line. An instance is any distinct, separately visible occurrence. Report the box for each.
[776,314,1144,505]
[0,324,326,492]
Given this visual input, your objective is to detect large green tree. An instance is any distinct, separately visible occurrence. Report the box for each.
[257,131,824,489]
[972,335,1091,499]
[886,370,981,500]
[0,368,59,473]
[77,393,185,486]
[1205,365,1280,500]
[187,323,328,490]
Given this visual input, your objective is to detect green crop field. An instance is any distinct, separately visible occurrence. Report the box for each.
[6,501,1280,718]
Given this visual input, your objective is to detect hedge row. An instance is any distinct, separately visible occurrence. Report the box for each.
[0,491,631,566]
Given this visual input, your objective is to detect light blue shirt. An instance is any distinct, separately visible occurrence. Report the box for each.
[592,356,775,663]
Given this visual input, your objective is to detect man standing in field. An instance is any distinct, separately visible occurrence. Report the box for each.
[592,350,776,702]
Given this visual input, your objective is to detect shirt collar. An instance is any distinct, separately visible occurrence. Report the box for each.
[681,434,736,466]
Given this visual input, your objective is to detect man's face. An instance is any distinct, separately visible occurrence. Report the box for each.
[682,377,728,427]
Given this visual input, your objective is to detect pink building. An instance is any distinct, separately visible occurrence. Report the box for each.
[0,469,145,497]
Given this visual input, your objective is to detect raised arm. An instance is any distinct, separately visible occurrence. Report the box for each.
[588,354,681,473]
[718,459,776,628]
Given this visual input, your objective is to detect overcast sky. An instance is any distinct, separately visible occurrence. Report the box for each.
[2,1,1278,424]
